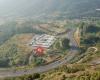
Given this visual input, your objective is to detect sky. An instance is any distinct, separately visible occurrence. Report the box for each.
[0,0,38,16]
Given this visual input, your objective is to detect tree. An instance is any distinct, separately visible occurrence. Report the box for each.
[62,38,70,50]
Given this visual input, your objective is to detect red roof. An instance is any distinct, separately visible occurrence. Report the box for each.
[34,46,45,56]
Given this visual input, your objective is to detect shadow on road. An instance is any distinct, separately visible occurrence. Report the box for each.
[70,46,80,51]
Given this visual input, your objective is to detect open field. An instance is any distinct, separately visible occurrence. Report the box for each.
[0,33,33,67]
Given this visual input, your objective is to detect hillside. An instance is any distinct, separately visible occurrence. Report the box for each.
[0,0,100,18]
[1,20,100,80]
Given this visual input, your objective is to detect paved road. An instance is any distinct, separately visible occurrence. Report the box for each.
[0,29,79,78]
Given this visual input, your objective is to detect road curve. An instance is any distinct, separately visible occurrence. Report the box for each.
[0,28,79,78]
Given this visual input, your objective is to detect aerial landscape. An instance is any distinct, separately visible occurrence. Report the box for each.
[0,0,100,80]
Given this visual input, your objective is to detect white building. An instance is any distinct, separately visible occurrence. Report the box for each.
[29,34,56,48]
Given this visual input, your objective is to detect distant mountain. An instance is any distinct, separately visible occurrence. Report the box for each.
[0,0,100,18]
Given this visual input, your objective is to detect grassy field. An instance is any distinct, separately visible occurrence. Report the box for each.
[0,33,33,67]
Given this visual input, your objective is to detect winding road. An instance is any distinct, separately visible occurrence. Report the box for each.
[0,28,79,78]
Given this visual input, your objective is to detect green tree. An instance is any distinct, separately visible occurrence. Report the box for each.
[62,38,70,50]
